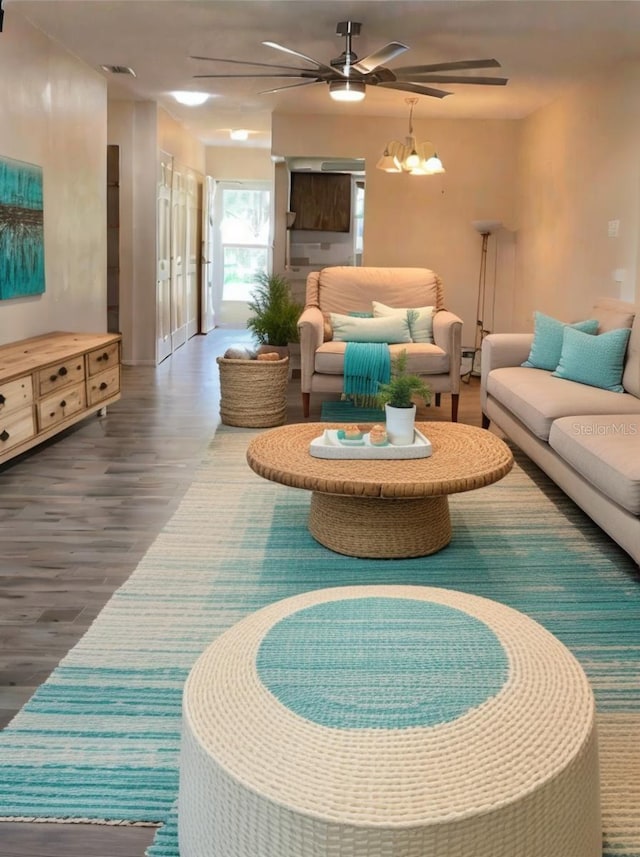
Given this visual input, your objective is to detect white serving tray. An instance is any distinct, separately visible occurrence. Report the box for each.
[309,428,433,460]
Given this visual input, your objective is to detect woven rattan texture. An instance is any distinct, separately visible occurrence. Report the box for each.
[309,493,451,557]
[246,422,513,497]
[217,356,289,427]
[179,585,600,857]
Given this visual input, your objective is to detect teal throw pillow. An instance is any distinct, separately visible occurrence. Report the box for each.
[372,301,435,343]
[330,312,412,344]
[348,311,374,318]
[552,326,631,392]
[522,311,599,370]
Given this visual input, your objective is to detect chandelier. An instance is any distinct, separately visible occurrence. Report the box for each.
[376,98,445,176]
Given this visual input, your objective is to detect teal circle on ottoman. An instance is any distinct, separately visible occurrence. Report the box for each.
[179,585,601,857]
[256,597,509,729]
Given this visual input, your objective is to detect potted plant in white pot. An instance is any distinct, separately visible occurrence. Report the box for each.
[376,350,432,445]
[246,272,303,358]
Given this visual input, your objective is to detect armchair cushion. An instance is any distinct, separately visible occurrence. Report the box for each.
[329,313,412,344]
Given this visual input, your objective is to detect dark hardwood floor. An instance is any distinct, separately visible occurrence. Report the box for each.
[0,328,482,857]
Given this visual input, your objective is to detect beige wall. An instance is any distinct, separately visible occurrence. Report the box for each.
[205,147,273,181]
[515,60,640,331]
[0,13,107,346]
[272,113,518,337]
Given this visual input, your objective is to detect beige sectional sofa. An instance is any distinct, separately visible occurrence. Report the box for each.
[481,298,640,565]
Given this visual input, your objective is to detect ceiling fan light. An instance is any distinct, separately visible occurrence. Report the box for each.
[329,80,366,102]
[230,129,249,141]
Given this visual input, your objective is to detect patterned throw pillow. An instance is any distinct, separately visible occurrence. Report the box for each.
[552,326,632,392]
[522,311,599,371]
[371,301,435,344]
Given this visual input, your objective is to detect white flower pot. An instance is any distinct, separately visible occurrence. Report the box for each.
[385,403,416,446]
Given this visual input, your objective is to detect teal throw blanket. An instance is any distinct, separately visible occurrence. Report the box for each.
[343,342,391,408]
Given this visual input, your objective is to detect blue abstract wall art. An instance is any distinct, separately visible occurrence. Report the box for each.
[0,156,45,299]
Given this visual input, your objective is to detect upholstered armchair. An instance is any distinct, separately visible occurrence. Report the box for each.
[297,266,463,420]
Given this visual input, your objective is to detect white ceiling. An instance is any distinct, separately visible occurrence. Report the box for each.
[9,0,640,148]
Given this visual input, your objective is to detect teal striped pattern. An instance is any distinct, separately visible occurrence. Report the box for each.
[0,427,639,857]
[320,399,385,422]
[256,598,508,729]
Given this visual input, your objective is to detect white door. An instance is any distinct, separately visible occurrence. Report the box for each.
[156,152,173,364]
[170,165,187,351]
[200,176,216,333]
[185,169,199,340]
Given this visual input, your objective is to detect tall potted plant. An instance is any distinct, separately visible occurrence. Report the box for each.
[376,350,432,444]
[246,272,303,357]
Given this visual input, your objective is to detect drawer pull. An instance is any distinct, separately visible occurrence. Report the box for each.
[60,400,67,408]
[99,382,108,391]
[50,374,58,382]
[97,352,110,362]
[58,367,68,377]
[0,394,5,405]
[0,429,9,442]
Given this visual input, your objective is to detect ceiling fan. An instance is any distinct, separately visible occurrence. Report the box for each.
[191,20,508,103]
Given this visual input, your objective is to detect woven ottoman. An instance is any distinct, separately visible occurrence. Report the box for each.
[178,585,601,857]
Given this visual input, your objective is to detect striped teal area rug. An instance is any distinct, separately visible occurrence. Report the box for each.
[320,398,384,422]
[0,426,639,856]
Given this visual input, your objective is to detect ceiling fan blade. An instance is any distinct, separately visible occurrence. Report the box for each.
[377,81,451,99]
[393,59,501,74]
[262,41,342,77]
[397,74,508,86]
[258,79,323,95]
[194,73,316,79]
[352,41,409,74]
[190,55,317,73]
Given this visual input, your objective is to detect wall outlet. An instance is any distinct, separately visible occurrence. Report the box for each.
[608,219,620,237]
[613,268,626,283]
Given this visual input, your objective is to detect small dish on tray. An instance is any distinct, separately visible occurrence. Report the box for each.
[309,428,433,460]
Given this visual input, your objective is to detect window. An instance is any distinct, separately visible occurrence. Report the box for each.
[218,183,271,301]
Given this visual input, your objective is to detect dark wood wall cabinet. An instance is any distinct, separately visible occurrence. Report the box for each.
[290,172,351,232]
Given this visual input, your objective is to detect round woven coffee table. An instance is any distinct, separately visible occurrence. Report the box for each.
[178,585,601,857]
[246,422,513,557]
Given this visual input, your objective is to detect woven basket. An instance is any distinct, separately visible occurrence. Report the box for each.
[217,356,289,428]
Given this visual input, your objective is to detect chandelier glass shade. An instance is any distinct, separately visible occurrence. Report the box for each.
[376,98,445,175]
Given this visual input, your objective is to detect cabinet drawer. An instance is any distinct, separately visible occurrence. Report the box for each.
[38,358,85,397]
[87,342,120,376]
[0,375,34,417]
[38,382,86,430]
[0,406,36,453]
[87,366,120,406]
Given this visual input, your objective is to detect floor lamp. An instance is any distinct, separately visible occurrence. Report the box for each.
[471,220,502,375]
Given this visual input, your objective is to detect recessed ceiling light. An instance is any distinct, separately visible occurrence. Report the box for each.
[172,91,210,106]
[230,129,250,141]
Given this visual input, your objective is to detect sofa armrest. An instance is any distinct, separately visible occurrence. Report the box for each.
[298,306,324,392]
[433,310,463,393]
[480,333,533,411]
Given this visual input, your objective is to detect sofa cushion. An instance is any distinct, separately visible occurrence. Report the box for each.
[486,366,640,440]
[329,313,412,343]
[550,415,640,514]
[372,301,435,344]
[522,312,599,371]
[552,326,631,392]
[315,341,448,376]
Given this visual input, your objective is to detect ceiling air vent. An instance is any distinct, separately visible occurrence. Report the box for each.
[100,65,137,77]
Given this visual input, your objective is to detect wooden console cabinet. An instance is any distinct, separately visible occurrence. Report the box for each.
[0,331,121,466]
